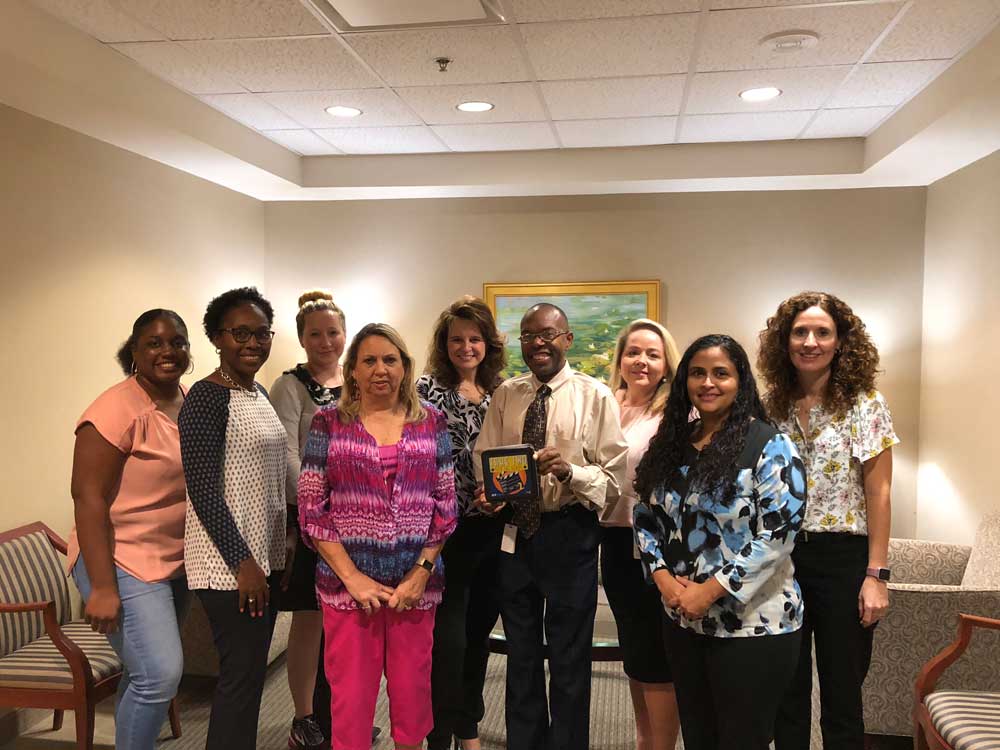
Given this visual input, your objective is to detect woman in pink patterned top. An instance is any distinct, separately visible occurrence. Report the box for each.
[298,323,457,750]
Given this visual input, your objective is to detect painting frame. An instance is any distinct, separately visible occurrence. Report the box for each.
[483,280,661,382]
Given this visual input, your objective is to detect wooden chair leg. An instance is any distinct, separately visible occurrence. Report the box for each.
[168,697,182,739]
[74,700,95,750]
[915,723,931,750]
[52,709,64,731]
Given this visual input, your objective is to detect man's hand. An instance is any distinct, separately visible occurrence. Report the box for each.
[535,447,571,482]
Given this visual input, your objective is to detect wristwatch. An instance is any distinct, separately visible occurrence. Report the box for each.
[866,567,891,582]
[415,557,434,573]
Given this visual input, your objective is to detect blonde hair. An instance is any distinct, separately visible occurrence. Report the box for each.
[608,318,681,415]
[296,290,346,338]
[337,323,426,425]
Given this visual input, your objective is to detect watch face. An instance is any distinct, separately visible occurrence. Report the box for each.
[879,569,891,582]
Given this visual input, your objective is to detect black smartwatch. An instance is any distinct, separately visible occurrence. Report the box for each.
[866,567,891,582]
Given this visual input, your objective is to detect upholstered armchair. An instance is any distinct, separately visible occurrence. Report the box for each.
[861,512,1000,739]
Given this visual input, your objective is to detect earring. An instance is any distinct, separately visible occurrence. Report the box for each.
[215,348,221,355]
[185,356,195,375]
[131,361,138,375]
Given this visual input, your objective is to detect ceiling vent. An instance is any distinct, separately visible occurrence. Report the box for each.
[310,0,505,33]
[759,30,820,54]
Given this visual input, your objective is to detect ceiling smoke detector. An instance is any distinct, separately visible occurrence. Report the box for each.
[760,30,820,54]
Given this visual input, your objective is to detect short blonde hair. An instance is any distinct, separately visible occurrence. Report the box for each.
[608,318,681,415]
[296,290,346,338]
[337,323,426,424]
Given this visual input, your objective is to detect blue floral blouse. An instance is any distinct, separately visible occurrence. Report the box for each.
[634,420,807,638]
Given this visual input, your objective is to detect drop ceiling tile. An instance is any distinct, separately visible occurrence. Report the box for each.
[114,0,328,40]
[262,89,421,128]
[678,110,813,142]
[870,0,1000,62]
[555,117,677,147]
[828,60,945,108]
[521,14,699,80]
[709,0,856,8]
[317,126,449,154]
[29,0,164,42]
[686,67,847,114]
[697,3,902,72]
[509,0,700,22]
[395,82,546,124]
[346,27,530,87]
[200,93,302,129]
[540,75,685,119]
[262,129,342,155]
[187,37,382,93]
[431,122,558,151]
[111,42,245,94]
[802,106,894,138]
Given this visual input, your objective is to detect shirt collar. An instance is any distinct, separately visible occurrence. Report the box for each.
[528,362,573,394]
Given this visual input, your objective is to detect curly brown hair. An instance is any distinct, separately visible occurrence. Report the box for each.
[425,296,507,393]
[757,291,881,420]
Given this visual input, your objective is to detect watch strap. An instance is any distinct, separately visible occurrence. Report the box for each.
[866,566,891,582]
[416,557,434,573]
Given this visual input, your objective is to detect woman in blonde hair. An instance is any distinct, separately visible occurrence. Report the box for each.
[270,291,349,749]
[298,323,457,750]
[602,318,682,750]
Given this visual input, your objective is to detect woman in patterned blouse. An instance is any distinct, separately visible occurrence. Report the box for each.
[178,286,287,750]
[633,334,807,750]
[298,323,457,750]
[759,292,899,750]
[417,296,507,750]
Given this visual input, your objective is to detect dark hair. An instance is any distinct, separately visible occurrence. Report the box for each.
[202,286,274,340]
[634,334,769,505]
[425,296,507,392]
[757,291,880,420]
[116,309,188,375]
[521,302,569,327]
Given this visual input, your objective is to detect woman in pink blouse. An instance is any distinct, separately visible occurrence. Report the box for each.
[298,323,457,750]
[759,292,898,750]
[601,319,682,750]
[68,309,191,750]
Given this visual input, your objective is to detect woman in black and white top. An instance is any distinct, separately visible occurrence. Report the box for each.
[418,296,507,750]
[179,286,286,750]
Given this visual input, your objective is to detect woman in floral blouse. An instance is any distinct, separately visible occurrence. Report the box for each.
[634,334,807,750]
[758,292,898,750]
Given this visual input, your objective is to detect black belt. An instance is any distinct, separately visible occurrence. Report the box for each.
[798,530,864,543]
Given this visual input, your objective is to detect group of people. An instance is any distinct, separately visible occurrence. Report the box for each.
[68,284,896,750]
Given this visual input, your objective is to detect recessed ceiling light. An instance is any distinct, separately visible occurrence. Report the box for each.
[739,87,782,102]
[456,101,494,113]
[325,105,362,118]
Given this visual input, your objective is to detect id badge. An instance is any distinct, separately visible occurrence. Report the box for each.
[501,523,517,554]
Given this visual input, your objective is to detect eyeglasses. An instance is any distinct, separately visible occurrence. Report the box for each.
[518,330,570,345]
[219,327,275,344]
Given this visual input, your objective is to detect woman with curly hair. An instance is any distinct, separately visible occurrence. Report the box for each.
[759,292,899,750]
[633,334,807,750]
[418,296,507,750]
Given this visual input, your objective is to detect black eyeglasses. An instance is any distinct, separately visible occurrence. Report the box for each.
[218,327,275,344]
[518,330,569,345]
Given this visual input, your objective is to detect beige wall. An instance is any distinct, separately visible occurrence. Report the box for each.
[0,103,268,540]
[918,149,1000,544]
[264,190,927,537]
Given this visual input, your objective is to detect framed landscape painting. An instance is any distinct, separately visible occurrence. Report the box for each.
[483,280,661,382]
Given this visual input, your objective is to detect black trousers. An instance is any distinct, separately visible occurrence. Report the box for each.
[498,505,600,750]
[774,533,875,750]
[428,515,505,749]
[195,576,279,750]
[663,617,801,750]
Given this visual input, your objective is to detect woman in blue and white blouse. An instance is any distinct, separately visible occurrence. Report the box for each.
[633,334,807,750]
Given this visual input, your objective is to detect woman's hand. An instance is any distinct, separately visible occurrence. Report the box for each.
[343,570,393,615]
[470,486,506,515]
[236,558,269,618]
[675,576,726,620]
[280,529,298,592]
[652,570,688,609]
[388,567,430,611]
[84,586,122,634]
[858,576,889,627]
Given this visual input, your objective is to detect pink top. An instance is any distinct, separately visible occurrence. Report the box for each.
[66,377,187,583]
[600,404,662,528]
[378,442,400,499]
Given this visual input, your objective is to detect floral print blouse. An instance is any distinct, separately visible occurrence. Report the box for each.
[634,421,807,638]
[776,390,898,536]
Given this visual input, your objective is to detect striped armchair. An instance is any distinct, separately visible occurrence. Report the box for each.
[0,522,179,749]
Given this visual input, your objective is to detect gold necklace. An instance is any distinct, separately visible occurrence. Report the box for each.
[217,367,257,397]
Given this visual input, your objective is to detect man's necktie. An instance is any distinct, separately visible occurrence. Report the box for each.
[515,384,550,538]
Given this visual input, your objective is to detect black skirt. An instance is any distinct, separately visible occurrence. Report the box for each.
[272,530,320,612]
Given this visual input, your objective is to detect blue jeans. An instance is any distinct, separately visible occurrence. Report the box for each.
[71,557,189,750]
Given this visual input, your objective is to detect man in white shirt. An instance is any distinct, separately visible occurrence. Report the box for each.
[475,303,628,750]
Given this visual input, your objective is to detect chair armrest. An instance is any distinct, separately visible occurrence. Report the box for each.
[889,538,971,586]
[916,613,1000,701]
[0,600,95,690]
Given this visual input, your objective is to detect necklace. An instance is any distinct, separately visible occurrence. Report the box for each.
[217,367,257,397]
